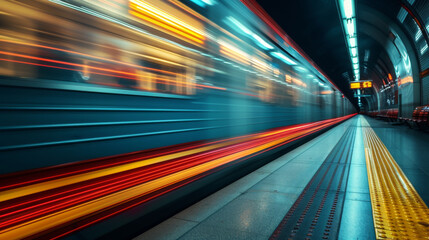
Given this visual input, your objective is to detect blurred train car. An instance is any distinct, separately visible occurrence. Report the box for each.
[0,0,354,173]
[0,0,355,238]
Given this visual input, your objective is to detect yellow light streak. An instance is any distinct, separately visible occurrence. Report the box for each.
[168,0,239,42]
[219,41,250,64]
[220,49,248,64]
[251,56,270,72]
[131,0,205,39]
[0,140,244,203]
[130,10,203,44]
[129,0,205,44]
[0,127,323,239]
[0,120,317,203]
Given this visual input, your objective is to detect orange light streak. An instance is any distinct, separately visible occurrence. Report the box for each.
[130,0,204,40]
[129,1,204,44]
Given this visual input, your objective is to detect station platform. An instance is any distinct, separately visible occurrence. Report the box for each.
[136,115,429,240]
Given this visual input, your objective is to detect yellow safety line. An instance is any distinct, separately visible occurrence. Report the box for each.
[361,116,429,239]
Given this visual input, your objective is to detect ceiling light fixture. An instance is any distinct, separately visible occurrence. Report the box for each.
[338,0,359,80]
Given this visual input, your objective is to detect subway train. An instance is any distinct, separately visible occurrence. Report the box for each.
[0,0,355,238]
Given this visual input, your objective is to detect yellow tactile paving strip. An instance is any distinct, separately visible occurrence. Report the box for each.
[361,116,429,239]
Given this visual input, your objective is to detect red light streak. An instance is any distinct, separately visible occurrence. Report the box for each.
[0,114,356,238]
[0,56,222,91]
[1,134,284,226]
[0,39,181,77]
[0,135,259,192]
[0,123,314,218]
[0,51,139,77]
[50,116,356,239]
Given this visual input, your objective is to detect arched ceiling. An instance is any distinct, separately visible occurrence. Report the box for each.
[256,0,422,109]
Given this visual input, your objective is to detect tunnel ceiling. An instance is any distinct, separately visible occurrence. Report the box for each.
[256,0,407,108]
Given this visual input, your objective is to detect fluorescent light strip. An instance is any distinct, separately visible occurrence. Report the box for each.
[349,37,356,47]
[294,66,307,72]
[251,33,274,50]
[271,52,297,65]
[202,0,215,5]
[226,17,273,50]
[227,16,252,35]
[346,19,355,36]
[343,0,354,19]
[339,0,359,80]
